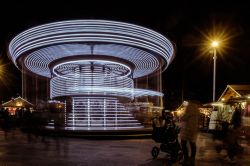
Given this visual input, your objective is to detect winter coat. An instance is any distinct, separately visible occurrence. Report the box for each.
[180,102,200,142]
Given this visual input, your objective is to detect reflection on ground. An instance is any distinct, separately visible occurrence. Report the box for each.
[0,129,249,166]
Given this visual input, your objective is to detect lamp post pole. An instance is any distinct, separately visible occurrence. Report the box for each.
[211,40,218,102]
[213,48,216,102]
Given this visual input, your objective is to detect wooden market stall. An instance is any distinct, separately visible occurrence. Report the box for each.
[1,96,33,115]
[208,85,250,139]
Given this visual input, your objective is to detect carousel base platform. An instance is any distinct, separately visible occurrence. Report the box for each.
[40,127,153,139]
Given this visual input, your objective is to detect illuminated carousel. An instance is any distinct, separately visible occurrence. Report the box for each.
[8,20,175,131]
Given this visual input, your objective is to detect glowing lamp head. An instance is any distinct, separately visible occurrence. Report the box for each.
[211,41,219,48]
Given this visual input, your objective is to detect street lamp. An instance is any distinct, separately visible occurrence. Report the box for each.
[211,41,219,102]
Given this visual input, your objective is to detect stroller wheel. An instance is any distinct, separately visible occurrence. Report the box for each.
[152,146,160,159]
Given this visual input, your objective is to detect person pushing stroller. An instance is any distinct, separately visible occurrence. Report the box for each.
[151,110,182,164]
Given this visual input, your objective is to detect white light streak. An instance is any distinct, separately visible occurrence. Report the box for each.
[65,97,143,130]
[8,20,172,131]
[9,20,175,77]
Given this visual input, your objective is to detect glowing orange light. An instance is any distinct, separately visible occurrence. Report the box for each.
[211,41,219,48]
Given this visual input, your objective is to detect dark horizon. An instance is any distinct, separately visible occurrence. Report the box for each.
[1,1,250,109]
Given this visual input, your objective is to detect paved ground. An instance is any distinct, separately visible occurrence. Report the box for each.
[0,129,250,166]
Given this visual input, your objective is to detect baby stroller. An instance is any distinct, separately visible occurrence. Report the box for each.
[151,114,183,163]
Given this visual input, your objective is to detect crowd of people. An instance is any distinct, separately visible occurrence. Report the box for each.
[156,99,244,166]
[0,100,246,165]
[0,107,48,141]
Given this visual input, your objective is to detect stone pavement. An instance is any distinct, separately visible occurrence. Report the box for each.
[0,129,250,166]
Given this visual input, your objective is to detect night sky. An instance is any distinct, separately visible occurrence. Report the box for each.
[1,0,250,109]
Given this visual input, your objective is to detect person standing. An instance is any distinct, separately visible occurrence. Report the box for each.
[224,103,243,163]
[231,103,242,130]
[180,100,200,166]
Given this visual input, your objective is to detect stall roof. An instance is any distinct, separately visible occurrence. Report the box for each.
[1,96,33,108]
[218,85,250,102]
